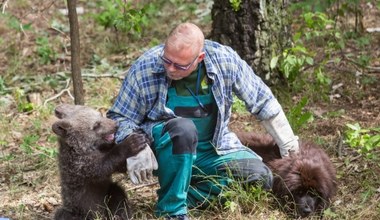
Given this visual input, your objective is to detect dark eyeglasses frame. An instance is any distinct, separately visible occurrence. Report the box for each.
[160,50,199,71]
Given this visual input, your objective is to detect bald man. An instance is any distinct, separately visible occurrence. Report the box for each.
[107,22,299,220]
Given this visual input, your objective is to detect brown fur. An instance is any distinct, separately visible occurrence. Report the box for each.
[52,104,146,220]
[236,132,337,217]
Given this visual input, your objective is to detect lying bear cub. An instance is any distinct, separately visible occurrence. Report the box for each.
[236,132,337,218]
[52,104,148,220]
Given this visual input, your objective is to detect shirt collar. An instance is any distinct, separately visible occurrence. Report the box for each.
[152,44,166,74]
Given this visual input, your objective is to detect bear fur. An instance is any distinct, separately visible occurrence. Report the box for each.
[52,104,147,220]
[236,132,337,218]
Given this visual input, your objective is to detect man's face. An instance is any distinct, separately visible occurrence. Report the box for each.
[161,46,204,80]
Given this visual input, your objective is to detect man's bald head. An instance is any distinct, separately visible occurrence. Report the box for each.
[165,23,205,56]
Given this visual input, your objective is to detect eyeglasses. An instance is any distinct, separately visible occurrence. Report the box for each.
[160,50,199,71]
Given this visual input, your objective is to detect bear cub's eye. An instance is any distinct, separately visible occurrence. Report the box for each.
[93,121,101,131]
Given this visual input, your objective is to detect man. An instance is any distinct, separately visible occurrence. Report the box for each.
[107,22,299,220]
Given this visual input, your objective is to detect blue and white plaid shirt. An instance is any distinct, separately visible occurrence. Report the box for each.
[107,40,282,155]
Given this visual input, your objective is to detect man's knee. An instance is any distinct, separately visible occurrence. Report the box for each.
[219,158,273,190]
[162,118,198,154]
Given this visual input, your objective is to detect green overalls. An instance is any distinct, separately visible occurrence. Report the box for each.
[152,63,260,217]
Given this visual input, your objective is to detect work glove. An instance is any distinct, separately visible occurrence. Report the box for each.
[126,131,158,184]
[261,110,299,158]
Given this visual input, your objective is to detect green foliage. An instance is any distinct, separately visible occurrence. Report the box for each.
[344,123,380,159]
[361,75,377,86]
[13,89,34,112]
[289,0,361,16]
[286,97,314,133]
[95,0,155,36]
[324,109,346,118]
[270,12,338,85]
[357,54,371,68]
[271,45,314,83]
[315,66,332,85]
[51,19,69,33]
[36,36,57,64]
[229,0,242,12]
[20,135,39,154]
[232,95,247,114]
[222,182,271,214]
[218,165,272,214]
[288,0,373,75]
[20,134,58,159]
[302,11,333,32]
[0,139,14,161]
[355,36,371,49]
[323,207,339,218]
[5,13,32,32]
[0,76,7,95]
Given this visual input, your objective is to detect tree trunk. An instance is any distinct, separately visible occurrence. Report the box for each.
[210,0,291,84]
[67,0,85,105]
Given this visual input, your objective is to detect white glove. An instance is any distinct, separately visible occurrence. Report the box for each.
[126,144,158,184]
[261,110,299,158]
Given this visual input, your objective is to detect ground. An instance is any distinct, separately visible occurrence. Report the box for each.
[0,0,379,219]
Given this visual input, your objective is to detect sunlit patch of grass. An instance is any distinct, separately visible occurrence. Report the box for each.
[183,175,287,220]
[85,78,122,108]
[1,105,59,215]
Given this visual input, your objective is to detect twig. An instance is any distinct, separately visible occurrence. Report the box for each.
[49,26,68,37]
[126,181,158,191]
[82,73,125,80]
[19,22,28,38]
[39,1,55,13]
[42,71,126,107]
[336,130,343,158]
[43,79,74,107]
[328,55,380,74]
[1,0,9,13]
[348,154,362,163]
[367,66,380,73]
[44,89,74,107]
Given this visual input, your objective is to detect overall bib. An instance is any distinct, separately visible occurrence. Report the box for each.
[151,64,269,217]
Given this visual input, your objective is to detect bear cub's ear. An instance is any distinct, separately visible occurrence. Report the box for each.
[54,104,72,119]
[52,120,72,137]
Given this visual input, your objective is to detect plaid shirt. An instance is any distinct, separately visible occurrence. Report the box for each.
[107,40,282,155]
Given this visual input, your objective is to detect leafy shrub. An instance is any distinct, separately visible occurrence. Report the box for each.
[270,45,314,83]
[5,13,33,32]
[270,11,339,87]
[36,36,57,64]
[286,97,314,133]
[344,123,380,159]
[14,88,34,112]
[94,0,155,37]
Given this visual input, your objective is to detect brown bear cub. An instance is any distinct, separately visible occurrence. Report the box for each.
[236,132,337,218]
[52,104,148,220]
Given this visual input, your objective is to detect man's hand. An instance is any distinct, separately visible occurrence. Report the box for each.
[261,110,299,158]
[126,130,158,184]
[278,139,299,157]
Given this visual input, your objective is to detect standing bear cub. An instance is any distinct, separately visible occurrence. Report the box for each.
[52,104,148,220]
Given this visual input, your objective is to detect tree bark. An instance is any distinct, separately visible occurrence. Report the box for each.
[210,0,291,84]
[67,0,85,105]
